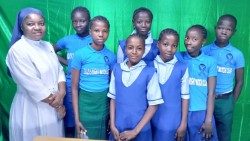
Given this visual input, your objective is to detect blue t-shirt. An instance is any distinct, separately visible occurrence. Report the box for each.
[71,45,116,92]
[176,51,217,111]
[56,34,92,81]
[202,42,245,94]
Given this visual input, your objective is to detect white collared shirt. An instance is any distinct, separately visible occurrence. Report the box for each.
[108,59,164,105]
[117,31,154,63]
[154,55,189,99]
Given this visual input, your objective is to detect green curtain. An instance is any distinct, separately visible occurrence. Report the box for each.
[0,0,249,141]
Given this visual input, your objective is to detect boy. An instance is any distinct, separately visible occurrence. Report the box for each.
[202,14,245,141]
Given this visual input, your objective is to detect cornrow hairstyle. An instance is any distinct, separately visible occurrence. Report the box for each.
[158,28,179,42]
[217,14,237,29]
[89,15,110,30]
[71,6,90,21]
[132,7,153,23]
[126,33,145,47]
[188,24,207,39]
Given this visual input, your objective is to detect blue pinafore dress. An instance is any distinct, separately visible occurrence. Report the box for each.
[151,61,187,141]
[110,64,155,141]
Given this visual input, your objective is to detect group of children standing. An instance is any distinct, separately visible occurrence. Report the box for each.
[56,6,244,141]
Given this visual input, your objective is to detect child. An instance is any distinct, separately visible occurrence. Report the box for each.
[176,25,218,141]
[54,6,92,137]
[108,34,163,141]
[71,16,116,140]
[202,14,245,141]
[150,28,189,141]
[117,7,158,64]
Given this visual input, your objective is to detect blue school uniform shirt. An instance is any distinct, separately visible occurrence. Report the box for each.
[176,51,217,111]
[56,34,92,83]
[71,44,116,92]
[202,42,245,94]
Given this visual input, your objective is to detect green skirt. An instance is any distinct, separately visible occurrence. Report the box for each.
[78,89,109,140]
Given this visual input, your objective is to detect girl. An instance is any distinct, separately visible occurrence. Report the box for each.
[6,7,65,141]
[176,25,218,141]
[108,34,163,141]
[71,16,116,140]
[117,7,158,64]
[151,28,189,141]
[54,6,92,137]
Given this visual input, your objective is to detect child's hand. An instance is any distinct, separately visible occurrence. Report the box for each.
[110,125,120,140]
[75,121,86,138]
[200,122,212,140]
[120,129,138,141]
[175,124,187,141]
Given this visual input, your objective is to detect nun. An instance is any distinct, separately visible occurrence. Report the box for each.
[6,7,66,141]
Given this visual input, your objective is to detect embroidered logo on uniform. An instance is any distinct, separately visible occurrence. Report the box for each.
[104,56,109,64]
[189,78,207,86]
[199,64,206,76]
[67,53,74,60]
[104,55,112,69]
[225,53,233,66]
[217,66,232,74]
[83,68,109,75]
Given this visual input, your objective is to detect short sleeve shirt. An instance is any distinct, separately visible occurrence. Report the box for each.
[176,51,217,111]
[56,35,92,79]
[202,42,245,93]
[71,44,116,92]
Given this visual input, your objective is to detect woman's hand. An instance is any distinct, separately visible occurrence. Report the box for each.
[200,122,212,140]
[41,94,54,104]
[49,91,65,108]
[56,105,66,119]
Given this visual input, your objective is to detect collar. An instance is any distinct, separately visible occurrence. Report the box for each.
[75,34,91,40]
[155,55,177,65]
[22,35,43,46]
[87,44,106,53]
[121,59,146,72]
[210,41,233,51]
[132,30,153,44]
[183,51,205,61]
